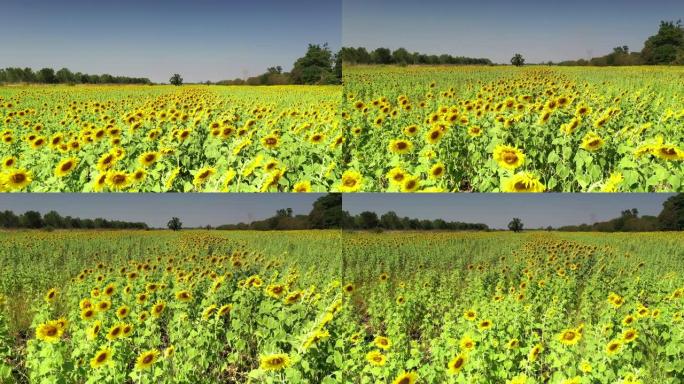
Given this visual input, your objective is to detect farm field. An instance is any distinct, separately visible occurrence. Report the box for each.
[342,66,684,192]
[0,85,342,192]
[0,230,343,383]
[341,231,684,383]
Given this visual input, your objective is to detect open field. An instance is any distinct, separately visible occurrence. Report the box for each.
[0,85,342,192]
[342,66,684,192]
[341,231,684,383]
[0,230,342,383]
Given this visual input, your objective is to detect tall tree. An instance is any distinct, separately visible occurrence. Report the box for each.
[167,217,183,231]
[508,218,524,232]
[658,193,684,230]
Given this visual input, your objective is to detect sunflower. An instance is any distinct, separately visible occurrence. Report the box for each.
[217,304,233,318]
[193,167,216,189]
[81,307,97,321]
[5,168,32,190]
[45,288,58,303]
[1,156,16,168]
[580,132,605,152]
[265,284,286,298]
[366,350,386,366]
[460,335,475,351]
[425,126,444,144]
[293,180,312,193]
[392,371,418,384]
[429,163,445,179]
[113,305,130,320]
[404,125,419,136]
[401,175,420,192]
[467,125,483,137]
[478,319,493,331]
[302,329,330,350]
[151,301,166,317]
[503,172,545,193]
[135,349,160,371]
[175,290,192,302]
[493,145,525,170]
[389,139,413,155]
[387,167,407,185]
[106,171,129,191]
[261,134,280,149]
[90,347,113,369]
[622,328,637,343]
[259,353,290,371]
[339,170,362,192]
[139,152,159,167]
[447,353,467,375]
[96,152,117,172]
[528,343,543,361]
[36,320,64,343]
[106,324,123,340]
[374,336,391,350]
[558,328,581,345]
[653,144,684,160]
[605,339,622,356]
[464,309,476,321]
[309,132,325,144]
[506,338,520,349]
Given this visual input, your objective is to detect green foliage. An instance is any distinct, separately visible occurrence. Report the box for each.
[167,217,182,231]
[658,193,684,230]
[508,218,523,232]
[291,44,339,85]
[169,74,183,86]
[0,67,151,84]
[511,54,525,67]
[340,47,492,65]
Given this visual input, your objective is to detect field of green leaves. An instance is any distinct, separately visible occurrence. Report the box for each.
[0,85,342,192]
[342,66,684,192]
[341,231,684,383]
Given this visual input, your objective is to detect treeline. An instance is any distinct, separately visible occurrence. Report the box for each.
[0,67,151,85]
[341,210,489,231]
[216,44,342,86]
[0,210,148,230]
[558,20,684,66]
[557,194,684,232]
[340,47,492,66]
[216,194,342,230]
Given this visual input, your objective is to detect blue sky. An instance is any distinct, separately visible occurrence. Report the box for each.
[343,0,683,63]
[0,0,341,82]
[0,194,324,228]
[343,194,673,229]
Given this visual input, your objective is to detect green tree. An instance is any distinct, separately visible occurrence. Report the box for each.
[658,193,684,230]
[511,54,525,67]
[641,20,684,65]
[290,44,337,85]
[167,217,182,231]
[169,74,183,86]
[508,218,524,232]
[308,194,342,229]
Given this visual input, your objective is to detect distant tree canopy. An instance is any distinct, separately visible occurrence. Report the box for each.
[169,74,183,86]
[556,195,684,232]
[167,217,182,231]
[341,210,489,231]
[511,54,525,67]
[0,67,151,84]
[508,218,524,232]
[216,194,342,230]
[217,44,341,86]
[558,20,684,66]
[0,210,148,230]
[340,46,492,66]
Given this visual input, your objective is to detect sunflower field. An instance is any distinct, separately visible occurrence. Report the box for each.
[342,66,684,192]
[0,85,342,192]
[0,230,349,383]
[341,231,684,383]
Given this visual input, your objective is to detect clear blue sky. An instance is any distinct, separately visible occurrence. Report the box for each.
[343,194,674,229]
[0,194,324,228]
[0,0,341,82]
[343,0,683,63]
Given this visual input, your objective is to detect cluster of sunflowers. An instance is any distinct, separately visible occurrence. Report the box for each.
[342,65,684,192]
[0,85,342,192]
[341,231,684,383]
